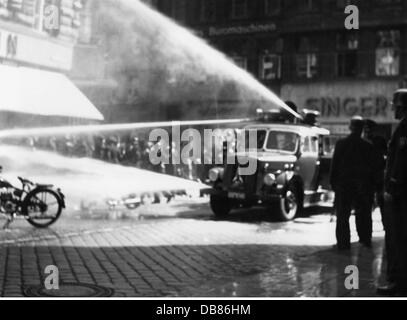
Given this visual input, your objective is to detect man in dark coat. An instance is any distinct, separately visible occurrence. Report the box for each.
[330,117,379,250]
[377,89,407,296]
[364,120,393,279]
[364,119,388,221]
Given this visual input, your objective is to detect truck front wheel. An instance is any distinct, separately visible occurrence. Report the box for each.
[277,184,303,221]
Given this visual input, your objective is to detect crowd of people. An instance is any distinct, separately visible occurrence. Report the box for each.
[18,134,211,182]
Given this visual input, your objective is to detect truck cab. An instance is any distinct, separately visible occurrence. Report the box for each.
[206,110,333,221]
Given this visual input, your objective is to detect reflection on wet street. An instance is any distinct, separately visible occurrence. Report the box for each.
[0,199,388,297]
[192,241,385,297]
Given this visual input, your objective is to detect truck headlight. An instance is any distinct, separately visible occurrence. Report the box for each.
[209,169,220,182]
[264,173,277,186]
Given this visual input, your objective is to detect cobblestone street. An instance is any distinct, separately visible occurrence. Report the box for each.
[0,200,387,297]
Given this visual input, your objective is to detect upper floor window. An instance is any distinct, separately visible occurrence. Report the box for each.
[336,0,353,8]
[259,39,283,80]
[297,0,320,12]
[297,54,318,79]
[171,0,186,23]
[0,0,62,36]
[260,53,281,80]
[296,36,319,79]
[231,55,248,70]
[265,0,282,16]
[376,30,400,76]
[336,32,359,77]
[375,0,401,6]
[231,0,248,19]
[199,0,216,22]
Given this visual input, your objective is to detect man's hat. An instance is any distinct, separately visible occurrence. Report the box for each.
[393,89,407,108]
[351,115,364,123]
[350,116,364,131]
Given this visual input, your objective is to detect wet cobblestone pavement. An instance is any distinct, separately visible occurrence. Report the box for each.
[0,200,388,297]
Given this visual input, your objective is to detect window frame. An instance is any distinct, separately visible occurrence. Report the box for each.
[231,0,248,20]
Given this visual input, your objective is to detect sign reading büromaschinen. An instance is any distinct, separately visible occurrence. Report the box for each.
[207,23,277,36]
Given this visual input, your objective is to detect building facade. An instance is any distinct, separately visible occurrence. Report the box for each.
[0,0,84,72]
[155,0,407,136]
[0,0,100,129]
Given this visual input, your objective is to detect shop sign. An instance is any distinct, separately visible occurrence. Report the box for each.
[281,81,399,123]
[201,23,277,37]
[0,28,73,71]
[305,96,389,119]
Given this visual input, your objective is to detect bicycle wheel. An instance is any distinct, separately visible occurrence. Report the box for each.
[23,188,63,229]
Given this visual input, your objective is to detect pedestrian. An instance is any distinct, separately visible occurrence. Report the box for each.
[364,119,394,279]
[377,89,407,296]
[106,135,119,163]
[93,135,104,159]
[364,120,388,213]
[65,135,74,157]
[330,116,379,250]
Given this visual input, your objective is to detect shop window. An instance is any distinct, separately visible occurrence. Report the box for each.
[231,0,248,19]
[199,0,216,22]
[260,53,281,80]
[336,32,359,77]
[376,30,400,77]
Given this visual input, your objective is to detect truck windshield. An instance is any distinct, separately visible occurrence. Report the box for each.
[244,130,267,151]
[265,131,299,153]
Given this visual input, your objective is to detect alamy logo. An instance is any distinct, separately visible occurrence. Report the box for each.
[43,5,60,30]
[344,265,359,290]
[345,5,359,30]
[149,126,259,176]
[44,265,59,290]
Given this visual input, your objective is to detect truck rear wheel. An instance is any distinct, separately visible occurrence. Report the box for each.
[210,195,231,218]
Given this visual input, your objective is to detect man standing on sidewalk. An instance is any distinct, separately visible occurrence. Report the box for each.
[364,119,394,281]
[330,117,378,250]
[377,89,407,296]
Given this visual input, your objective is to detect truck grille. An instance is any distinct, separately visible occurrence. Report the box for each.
[223,162,259,194]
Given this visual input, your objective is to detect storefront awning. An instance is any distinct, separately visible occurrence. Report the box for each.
[0,65,104,121]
